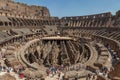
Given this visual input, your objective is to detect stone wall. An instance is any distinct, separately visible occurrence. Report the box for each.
[0,0,50,19]
[61,11,120,27]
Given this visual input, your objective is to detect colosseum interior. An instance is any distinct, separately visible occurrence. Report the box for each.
[0,0,120,80]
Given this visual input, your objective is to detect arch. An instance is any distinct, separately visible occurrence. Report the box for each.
[0,12,2,16]
[25,54,29,61]
[5,13,8,17]
[34,50,39,59]
[0,22,3,26]
[4,22,8,26]
[9,22,12,26]
[28,53,37,63]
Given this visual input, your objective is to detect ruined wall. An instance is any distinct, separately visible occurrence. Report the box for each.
[113,10,120,27]
[0,0,50,19]
[116,10,120,17]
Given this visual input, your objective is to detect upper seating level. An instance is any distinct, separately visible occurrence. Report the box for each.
[0,9,120,28]
[61,11,120,28]
[0,16,59,28]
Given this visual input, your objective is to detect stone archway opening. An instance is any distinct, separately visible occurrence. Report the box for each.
[28,53,36,64]
[34,50,39,59]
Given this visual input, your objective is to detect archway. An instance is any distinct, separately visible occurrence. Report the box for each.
[28,53,37,63]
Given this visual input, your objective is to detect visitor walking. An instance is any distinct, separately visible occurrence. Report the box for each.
[62,75,65,80]
[75,73,78,80]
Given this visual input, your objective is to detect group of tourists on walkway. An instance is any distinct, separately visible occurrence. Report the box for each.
[45,63,114,80]
[0,62,25,79]
[86,66,114,80]
[45,63,86,80]
[85,73,97,80]
[95,66,114,79]
[46,65,65,80]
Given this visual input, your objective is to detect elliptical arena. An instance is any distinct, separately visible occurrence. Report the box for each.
[0,0,120,80]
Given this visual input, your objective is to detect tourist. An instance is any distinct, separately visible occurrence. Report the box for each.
[0,63,2,72]
[51,65,56,76]
[86,73,91,80]
[75,65,79,71]
[58,72,60,79]
[7,69,10,73]
[46,69,48,76]
[19,72,25,79]
[46,68,50,76]
[61,64,64,71]
[86,74,89,80]
[95,69,100,75]
[75,77,78,80]
[10,67,14,72]
[55,65,59,70]
[62,75,65,80]
[91,73,95,80]
[74,73,78,80]
[2,66,6,72]
[67,66,70,71]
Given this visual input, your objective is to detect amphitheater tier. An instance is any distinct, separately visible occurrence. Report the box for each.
[0,0,120,80]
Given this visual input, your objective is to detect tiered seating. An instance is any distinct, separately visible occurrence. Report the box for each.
[0,1,120,79]
[10,28,33,35]
[61,12,112,27]
[0,16,59,28]
[61,11,120,28]
[3,45,20,67]
[95,43,111,67]
[0,31,13,44]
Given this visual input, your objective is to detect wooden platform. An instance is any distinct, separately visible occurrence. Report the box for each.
[42,36,73,40]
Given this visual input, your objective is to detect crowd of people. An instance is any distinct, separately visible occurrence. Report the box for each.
[45,63,115,80]
[45,63,87,80]
[0,62,25,79]
[46,65,65,80]
[86,66,114,80]
[95,66,114,79]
